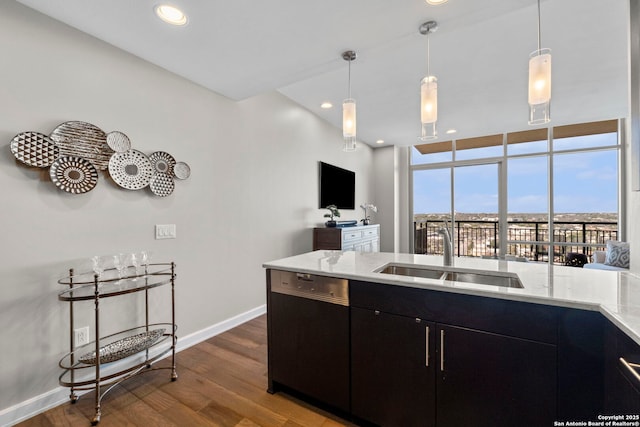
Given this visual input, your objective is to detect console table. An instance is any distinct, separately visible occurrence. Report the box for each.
[313,224,380,252]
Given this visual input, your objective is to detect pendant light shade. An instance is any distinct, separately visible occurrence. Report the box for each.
[421,75,438,139]
[343,98,356,151]
[528,0,551,125]
[342,51,357,152]
[419,21,438,141]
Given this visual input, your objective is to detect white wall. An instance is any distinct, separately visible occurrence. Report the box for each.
[372,146,396,252]
[0,1,373,422]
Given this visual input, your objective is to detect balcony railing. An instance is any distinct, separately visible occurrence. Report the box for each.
[414,219,618,264]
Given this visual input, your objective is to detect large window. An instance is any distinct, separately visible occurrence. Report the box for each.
[411,119,622,264]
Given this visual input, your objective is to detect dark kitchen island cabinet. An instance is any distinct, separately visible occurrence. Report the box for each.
[350,282,556,427]
[266,269,618,427]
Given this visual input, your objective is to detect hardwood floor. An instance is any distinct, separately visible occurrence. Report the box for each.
[17,315,356,427]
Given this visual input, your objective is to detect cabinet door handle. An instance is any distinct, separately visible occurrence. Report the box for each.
[440,330,445,372]
[425,326,430,367]
[620,357,640,384]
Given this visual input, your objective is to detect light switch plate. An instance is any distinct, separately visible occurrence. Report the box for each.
[155,224,176,239]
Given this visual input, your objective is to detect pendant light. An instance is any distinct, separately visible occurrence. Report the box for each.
[528,0,551,125]
[419,21,438,141]
[342,50,357,152]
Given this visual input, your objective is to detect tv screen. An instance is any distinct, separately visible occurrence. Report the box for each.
[319,162,355,209]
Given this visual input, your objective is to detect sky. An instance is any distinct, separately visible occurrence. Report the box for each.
[413,133,618,215]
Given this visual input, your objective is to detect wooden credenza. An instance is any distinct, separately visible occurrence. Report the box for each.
[313,224,380,252]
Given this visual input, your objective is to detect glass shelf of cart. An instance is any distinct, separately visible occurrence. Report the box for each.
[58,263,173,301]
[58,323,177,388]
[58,262,173,286]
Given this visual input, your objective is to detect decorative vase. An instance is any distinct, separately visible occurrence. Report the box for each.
[325,220,337,228]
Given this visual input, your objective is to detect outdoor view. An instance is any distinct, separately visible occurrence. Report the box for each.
[412,128,619,265]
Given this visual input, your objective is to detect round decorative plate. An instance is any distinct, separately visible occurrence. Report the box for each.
[106,131,131,153]
[108,150,153,190]
[149,172,175,197]
[148,151,176,175]
[78,329,165,365]
[50,121,113,171]
[173,161,191,180]
[10,131,60,168]
[49,156,99,194]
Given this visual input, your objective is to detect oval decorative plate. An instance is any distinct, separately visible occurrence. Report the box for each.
[50,121,113,171]
[106,131,131,153]
[149,172,175,197]
[108,150,153,190]
[173,161,191,180]
[148,151,176,175]
[10,131,60,168]
[78,328,165,365]
[49,156,99,194]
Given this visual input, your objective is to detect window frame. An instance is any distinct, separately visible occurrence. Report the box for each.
[409,119,624,260]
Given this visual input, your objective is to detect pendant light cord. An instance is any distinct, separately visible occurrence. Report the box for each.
[427,33,431,76]
[348,59,352,99]
[537,0,542,51]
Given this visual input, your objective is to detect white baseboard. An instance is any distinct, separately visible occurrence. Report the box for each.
[0,305,266,427]
[175,304,266,353]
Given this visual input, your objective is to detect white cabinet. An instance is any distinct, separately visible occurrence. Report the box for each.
[313,224,380,252]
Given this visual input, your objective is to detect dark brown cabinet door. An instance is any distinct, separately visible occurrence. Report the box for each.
[436,324,557,427]
[351,307,435,427]
[269,293,350,412]
[605,321,640,415]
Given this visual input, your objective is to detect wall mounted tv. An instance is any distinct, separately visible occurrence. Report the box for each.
[319,161,355,209]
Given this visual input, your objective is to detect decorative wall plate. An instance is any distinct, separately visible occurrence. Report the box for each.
[148,151,176,175]
[173,161,191,180]
[108,149,153,190]
[10,131,60,168]
[78,329,165,365]
[106,131,131,153]
[149,172,175,197]
[49,156,99,194]
[50,121,113,171]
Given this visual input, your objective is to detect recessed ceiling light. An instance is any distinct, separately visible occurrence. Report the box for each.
[320,102,333,109]
[446,129,457,134]
[155,5,188,26]
[376,139,385,144]
[426,0,449,5]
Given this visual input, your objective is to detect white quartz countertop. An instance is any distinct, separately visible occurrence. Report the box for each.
[263,250,640,345]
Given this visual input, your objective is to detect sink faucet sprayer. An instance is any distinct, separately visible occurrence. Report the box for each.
[438,221,452,266]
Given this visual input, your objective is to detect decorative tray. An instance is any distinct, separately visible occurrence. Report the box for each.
[10,131,60,168]
[50,121,113,171]
[78,328,165,365]
[108,149,154,190]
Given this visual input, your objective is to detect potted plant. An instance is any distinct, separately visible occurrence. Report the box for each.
[324,205,341,227]
[360,203,378,225]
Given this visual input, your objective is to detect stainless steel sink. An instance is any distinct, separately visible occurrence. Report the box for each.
[442,271,523,288]
[376,263,524,289]
[377,264,448,280]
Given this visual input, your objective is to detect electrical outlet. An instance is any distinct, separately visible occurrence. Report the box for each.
[75,326,89,347]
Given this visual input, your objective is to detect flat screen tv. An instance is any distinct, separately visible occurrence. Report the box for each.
[319,161,355,209]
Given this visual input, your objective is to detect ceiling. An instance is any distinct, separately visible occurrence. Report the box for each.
[15,0,630,148]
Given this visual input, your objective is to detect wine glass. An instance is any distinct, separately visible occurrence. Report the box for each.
[139,250,149,271]
[91,256,104,278]
[113,253,126,279]
[128,253,140,278]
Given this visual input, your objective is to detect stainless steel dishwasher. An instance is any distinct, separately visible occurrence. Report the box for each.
[267,269,350,412]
